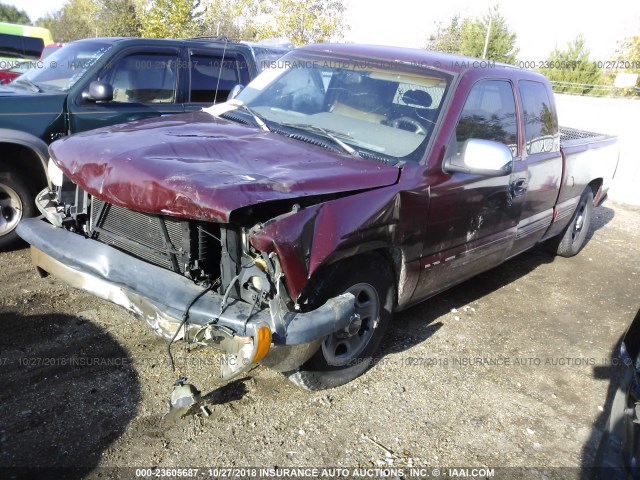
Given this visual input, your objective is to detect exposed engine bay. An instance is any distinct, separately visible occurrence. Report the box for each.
[27,168,359,391]
[40,177,284,312]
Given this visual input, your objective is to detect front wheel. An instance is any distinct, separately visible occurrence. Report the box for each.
[547,187,594,257]
[285,254,394,390]
[0,171,35,249]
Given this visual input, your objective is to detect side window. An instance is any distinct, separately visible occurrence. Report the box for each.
[455,80,518,157]
[393,83,445,109]
[103,53,178,104]
[328,72,390,120]
[519,80,559,154]
[262,66,326,114]
[22,37,45,59]
[189,54,241,104]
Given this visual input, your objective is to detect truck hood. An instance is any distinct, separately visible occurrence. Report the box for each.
[0,84,62,98]
[0,89,66,115]
[50,111,401,223]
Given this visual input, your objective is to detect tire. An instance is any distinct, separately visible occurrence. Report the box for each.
[0,170,36,249]
[547,187,594,258]
[285,254,394,391]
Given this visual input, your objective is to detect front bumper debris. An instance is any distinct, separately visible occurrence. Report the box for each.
[17,218,356,381]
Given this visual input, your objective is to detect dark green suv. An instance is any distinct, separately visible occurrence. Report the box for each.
[0,36,290,247]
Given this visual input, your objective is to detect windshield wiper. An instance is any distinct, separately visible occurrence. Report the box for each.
[235,104,270,132]
[13,77,43,93]
[280,123,360,157]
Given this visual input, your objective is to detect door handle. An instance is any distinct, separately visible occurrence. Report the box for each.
[510,178,527,197]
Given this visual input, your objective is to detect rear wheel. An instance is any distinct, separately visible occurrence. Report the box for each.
[0,171,35,249]
[286,254,394,390]
[547,187,594,257]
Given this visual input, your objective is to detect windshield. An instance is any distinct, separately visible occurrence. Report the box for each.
[234,51,452,162]
[19,41,112,91]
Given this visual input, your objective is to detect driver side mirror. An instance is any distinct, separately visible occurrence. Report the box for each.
[227,84,245,101]
[82,81,113,102]
[443,139,513,177]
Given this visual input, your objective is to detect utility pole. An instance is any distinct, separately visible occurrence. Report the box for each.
[482,15,492,59]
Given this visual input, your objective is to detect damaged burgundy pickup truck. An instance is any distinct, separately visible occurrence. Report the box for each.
[18,44,619,390]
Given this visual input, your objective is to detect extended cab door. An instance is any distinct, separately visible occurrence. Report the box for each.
[412,79,525,302]
[507,80,563,256]
[183,48,251,111]
[67,46,184,133]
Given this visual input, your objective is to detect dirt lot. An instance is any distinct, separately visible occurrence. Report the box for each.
[0,201,639,479]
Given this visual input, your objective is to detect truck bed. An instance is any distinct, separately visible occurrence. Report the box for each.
[558,127,619,206]
[560,127,616,147]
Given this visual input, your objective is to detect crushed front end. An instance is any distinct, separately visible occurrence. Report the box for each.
[20,171,357,382]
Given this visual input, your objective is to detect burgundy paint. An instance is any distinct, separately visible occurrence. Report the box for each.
[49,111,400,223]
[251,185,405,300]
[250,206,321,299]
[46,44,617,308]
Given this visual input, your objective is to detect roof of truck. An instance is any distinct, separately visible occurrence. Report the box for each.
[300,43,524,76]
[72,37,291,53]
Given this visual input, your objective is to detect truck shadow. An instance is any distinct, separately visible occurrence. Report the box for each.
[587,202,616,243]
[381,204,615,357]
[0,311,140,478]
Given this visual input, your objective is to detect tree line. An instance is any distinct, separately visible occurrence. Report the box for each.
[0,0,347,46]
[428,5,639,96]
[1,1,638,96]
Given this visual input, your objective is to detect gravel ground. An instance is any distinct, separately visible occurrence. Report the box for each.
[0,201,638,479]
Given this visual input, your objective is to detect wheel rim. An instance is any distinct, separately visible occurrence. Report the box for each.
[571,201,587,242]
[0,182,23,236]
[322,283,380,366]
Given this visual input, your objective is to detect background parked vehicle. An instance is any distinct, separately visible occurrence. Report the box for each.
[0,22,52,64]
[0,59,29,84]
[40,43,64,59]
[0,36,291,248]
[18,44,619,391]
[0,44,70,85]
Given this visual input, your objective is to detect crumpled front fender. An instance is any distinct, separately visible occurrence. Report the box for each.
[249,186,404,301]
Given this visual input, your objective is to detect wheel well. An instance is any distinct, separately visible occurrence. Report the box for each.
[588,178,603,198]
[373,247,401,290]
[300,249,400,308]
[0,142,48,191]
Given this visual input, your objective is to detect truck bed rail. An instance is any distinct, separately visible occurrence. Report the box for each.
[560,127,615,147]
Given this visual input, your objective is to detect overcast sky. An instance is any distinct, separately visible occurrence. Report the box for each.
[8,0,640,60]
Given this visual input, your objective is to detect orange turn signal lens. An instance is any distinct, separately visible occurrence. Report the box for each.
[252,325,272,363]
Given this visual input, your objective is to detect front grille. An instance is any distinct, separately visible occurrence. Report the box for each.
[90,197,187,274]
